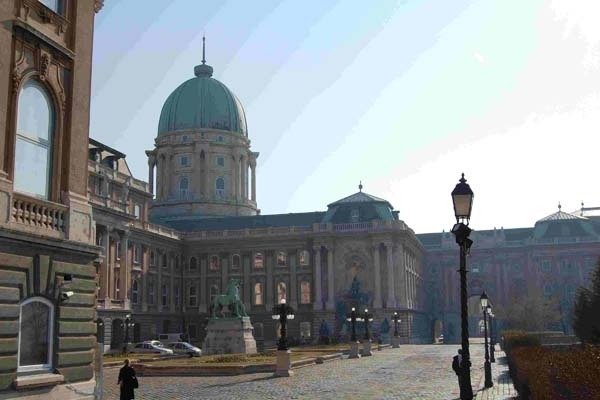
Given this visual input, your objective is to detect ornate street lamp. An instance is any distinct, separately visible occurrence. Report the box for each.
[346,307,362,358]
[487,306,495,363]
[271,299,295,351]
[361,309,374,356]
[122,314,135,355]
[480,292,493,388]
[451,173,474,400]
[391,312,401,348]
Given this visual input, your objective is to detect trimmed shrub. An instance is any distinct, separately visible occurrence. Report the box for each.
[501,330,541,355]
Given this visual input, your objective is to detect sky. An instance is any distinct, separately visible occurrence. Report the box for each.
[91,0,600,234]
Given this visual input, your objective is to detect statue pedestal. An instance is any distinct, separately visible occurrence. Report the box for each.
[202,317,257,355]
[274,350,293,377]
[361,340,373,357]
[391,336,401,348]
[349,341,361,359]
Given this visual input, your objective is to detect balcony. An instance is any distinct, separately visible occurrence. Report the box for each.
[10,192,67,239]
[89,192,128,214]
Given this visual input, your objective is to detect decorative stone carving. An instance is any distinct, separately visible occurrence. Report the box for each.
[39,53,50,81]
[12,69,22,93]
[94,0,105,13]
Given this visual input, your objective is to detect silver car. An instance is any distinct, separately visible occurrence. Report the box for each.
[130,342,174,355]
[166,342,201,357]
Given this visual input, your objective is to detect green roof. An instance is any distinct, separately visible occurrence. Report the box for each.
[157,62,247,136]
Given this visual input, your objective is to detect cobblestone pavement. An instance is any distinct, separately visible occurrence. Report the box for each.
[102,343,487,400]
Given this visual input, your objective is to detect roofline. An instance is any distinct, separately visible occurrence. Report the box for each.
[89,138,126,159]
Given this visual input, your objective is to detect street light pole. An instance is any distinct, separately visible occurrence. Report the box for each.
[272,299,295,377]
[122,314,133,355]
[487,306,495,362]
[480,292,493,388]
[451,173,474,400]
[391,311,401,348]
[346,307,362,358]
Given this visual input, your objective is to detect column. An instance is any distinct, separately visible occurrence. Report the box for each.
[385,241,396,308]
[250,162,256,201]
[232,155,239,201]
[243,254,251,310]
[147,157,155,195]
[157,250,163,312]
[141,245,148,312]
[241,159,247,200]
[326,245,335,310]
[169,253,175,313]
[119,231,130,309]
[266,251,274,309]
[290,250,298,309]
[102,226,112,305]
[221,254,228,291]
[313,246,322,310]
[199,255,207,313]
[373,243,382,308]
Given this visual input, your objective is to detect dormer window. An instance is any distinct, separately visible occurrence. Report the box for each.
[350,208,360,223]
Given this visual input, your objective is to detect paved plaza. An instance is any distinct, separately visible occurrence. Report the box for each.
[101,342,499,400]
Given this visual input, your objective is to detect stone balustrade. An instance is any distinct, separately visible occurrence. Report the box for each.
[11,193,67,238]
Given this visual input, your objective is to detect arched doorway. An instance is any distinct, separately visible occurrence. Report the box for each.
[111,319,124,350]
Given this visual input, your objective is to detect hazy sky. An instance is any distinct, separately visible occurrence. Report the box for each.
[91,0,600,233]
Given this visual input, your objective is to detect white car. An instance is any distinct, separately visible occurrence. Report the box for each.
[130,342,174,355]
[167,342,202,357]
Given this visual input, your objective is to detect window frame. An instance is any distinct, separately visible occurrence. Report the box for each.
[231,254,241,269]
[189,285,197,307]
[180,155,189,167]
[299,250,310,266]
[209,255,219,271]
[277,251,287,267]
[300,281,311,304]
[253,252,264,269]
[161,284,168,306]
[277,281,287,304]
[189,256,198,271]
[215,177,225,198]
[17,296,54,373]
[132,280,139,304]
[253,282,264,305]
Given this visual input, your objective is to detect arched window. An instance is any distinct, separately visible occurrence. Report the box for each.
[254,253,264,269]
[189,257,198,271]
[300,281,311,304]
[18,297,54,372]
[134,204,141,219]
[179,176,189,198]
[254,282,263,305]
[210,285,219,304]
[215,177,225,198]
[132,280,139,304]
[15,81,54,199]
[209,255,219,271]
[161,284,168,306]
[299,250,310,266]
[231,254,241,269]
[277,252,287,266]
[277,282,287,304]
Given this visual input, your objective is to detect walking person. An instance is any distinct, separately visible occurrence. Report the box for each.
[118,359,138,400]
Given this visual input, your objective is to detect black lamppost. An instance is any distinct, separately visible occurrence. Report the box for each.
[122,314,134,355]
[480,292,493,388]
[346,307,360,342]
[362,309,374,341]
[272,299,295,351]
[451,173,474,400]
[392,312,401,337]
[487,305,495,363]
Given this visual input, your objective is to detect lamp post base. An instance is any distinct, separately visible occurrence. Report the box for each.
[391,336,400,348]
[361,340,373,357]
[484,361,493,388]
[349,341,361,359]
[274,350,293,377]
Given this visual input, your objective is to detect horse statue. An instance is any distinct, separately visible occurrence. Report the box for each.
[209,279,248,318]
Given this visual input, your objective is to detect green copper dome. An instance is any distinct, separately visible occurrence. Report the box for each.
[157,53,247,136]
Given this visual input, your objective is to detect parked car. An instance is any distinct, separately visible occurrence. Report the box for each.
[166,342,202,357]
[130,342,174,355]
[158,333,186,343]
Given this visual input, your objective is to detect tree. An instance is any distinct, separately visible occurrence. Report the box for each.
[496,287,561,332]
[572,258,600,343]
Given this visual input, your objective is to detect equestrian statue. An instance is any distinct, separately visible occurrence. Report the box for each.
[209,279,248,318]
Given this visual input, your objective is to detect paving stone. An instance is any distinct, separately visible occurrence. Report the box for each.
[103,342,496,399]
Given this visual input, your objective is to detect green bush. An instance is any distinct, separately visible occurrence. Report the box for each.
[501,330,541,355]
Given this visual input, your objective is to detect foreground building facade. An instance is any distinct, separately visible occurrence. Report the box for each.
[0,0,103,398]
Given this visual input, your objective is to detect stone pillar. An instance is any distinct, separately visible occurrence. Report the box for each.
[119,232,130,309]
[157,250,163,312]
[232,155,239,201]
[326,246,335,310]
[385,241,395,308]
[142,245,148,312]
[397,247,408,308]
[199,255,207,313]
[241,159,247,200]
[266,251,274,309]
[250,161,256,202]
[373,243,382,308]
[169,254,175,313]
[243,254,251,309]
[221,254,228,290]
[147,156,155,195]
[313,246,322,310]
[290,251,298,309]
[102,226,112,304]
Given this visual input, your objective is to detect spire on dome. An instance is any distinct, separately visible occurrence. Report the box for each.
[359,181,363,192]
[194,35,213,77]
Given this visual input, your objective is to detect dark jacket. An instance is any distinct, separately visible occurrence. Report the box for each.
[452,355,460,375]
[118,365,137,400]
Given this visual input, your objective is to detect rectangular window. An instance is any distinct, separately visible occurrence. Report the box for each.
[148,283,155,305]
[216,156,225,167]
[299,250,310,266]
[133,245,140,264]
[277,252,287,266]
[174,286,180,306]
[134,204,141,219]
[300,281,311,304]
[150,251,156,266]
[254,253,264,269]
[189,286,197,307]
[231,254,240,269]
[254,282,263,305]
[116,241,121,260]
[180,155,189,167]
[209,255,219,271]
[541,260,551,273]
